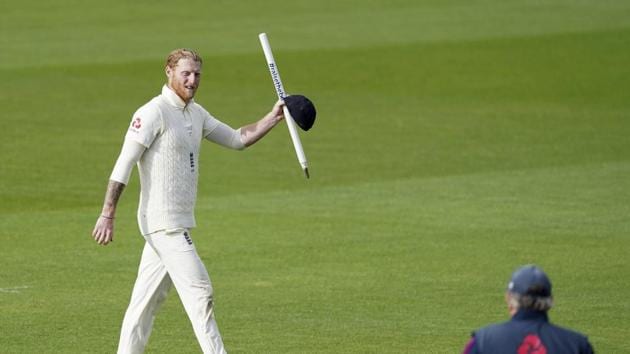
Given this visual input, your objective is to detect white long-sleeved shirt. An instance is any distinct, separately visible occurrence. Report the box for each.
[111,85,244,235]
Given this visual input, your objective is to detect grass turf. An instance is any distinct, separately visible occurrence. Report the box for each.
[1,0,630,352]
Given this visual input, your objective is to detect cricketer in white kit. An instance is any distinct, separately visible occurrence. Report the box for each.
[92,48,285,354]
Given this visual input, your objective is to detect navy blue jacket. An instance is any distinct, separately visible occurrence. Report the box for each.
[464,310,594,354]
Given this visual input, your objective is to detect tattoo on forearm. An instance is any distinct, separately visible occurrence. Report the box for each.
[102,180,126,216]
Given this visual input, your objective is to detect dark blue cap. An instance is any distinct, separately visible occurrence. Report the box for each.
[507,265,552,297]
[285,94,316,131]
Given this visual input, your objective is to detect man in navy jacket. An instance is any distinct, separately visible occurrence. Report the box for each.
[463,265,594,354]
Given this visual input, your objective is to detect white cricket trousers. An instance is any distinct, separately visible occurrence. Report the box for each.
[117,229,226,354]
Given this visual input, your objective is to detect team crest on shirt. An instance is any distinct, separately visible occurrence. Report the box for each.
[129,117,142,133]
[132,117,142,129]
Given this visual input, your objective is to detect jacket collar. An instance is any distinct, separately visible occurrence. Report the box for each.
[512,309,549,322]
[162,84,193,109]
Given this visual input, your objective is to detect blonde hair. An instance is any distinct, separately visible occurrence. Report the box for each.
[165,48,203,69]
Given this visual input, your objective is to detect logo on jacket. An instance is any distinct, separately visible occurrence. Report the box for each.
[518,334,547,354]
[132,117,142,129]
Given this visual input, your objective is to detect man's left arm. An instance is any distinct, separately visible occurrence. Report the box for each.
[204,100,284,149]
[239,100,284,147]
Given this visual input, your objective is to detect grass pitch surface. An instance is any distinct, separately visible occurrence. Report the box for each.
[1,1,630,352]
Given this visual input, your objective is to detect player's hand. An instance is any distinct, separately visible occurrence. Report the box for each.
[269,99,285,123]
[92,216,114,246]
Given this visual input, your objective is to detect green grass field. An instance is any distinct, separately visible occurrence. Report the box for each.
[2,0,630,352]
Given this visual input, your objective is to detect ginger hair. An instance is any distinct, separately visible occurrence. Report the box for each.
[165,48,203,69]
